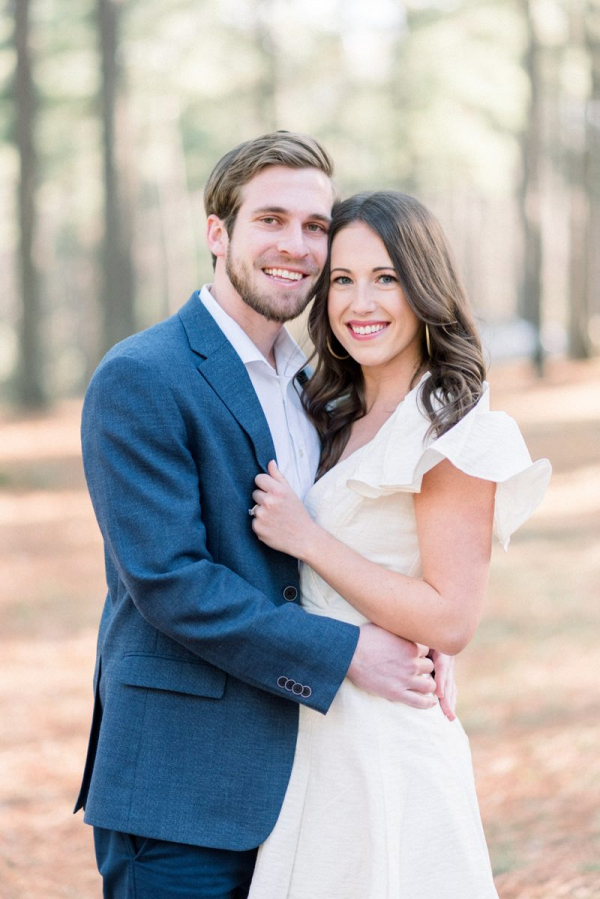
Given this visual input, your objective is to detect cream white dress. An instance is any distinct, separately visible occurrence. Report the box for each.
[248,378,551,899]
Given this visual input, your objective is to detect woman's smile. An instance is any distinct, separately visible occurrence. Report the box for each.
[345,320,390,339]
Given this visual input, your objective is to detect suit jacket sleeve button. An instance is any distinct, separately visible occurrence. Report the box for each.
[277,676,288,688]
[285,679,296,691]
[301,686,312,698]
[283,586,298,601]
[292,682,303,695]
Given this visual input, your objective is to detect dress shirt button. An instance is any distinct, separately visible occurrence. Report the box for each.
[283,586,298,602]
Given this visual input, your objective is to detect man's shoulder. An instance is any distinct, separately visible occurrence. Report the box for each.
[98,296,202,374]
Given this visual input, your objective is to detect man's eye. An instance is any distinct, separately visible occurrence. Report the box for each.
[306,223,327,233]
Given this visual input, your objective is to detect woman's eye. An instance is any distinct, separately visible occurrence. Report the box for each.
[332,276,352,285]
[378,274,397,285]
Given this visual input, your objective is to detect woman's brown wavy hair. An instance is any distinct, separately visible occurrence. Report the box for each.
[302,191,486,478]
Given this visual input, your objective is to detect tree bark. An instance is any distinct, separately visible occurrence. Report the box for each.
[98,0,136,356]
[568,1,592,359]
[585,0,600,345]
[14,0,46,407]
[253,0,278,131]
[518,0,545,374]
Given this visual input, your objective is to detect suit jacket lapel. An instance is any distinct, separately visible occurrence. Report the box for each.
[179,293,276,472]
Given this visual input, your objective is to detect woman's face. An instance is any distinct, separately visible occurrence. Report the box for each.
[327,222,422,376]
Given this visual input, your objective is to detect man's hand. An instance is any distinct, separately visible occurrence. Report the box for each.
[346,623,437,709]
[430,649,457,721]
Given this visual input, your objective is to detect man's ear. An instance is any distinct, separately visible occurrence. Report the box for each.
[206,214,228,259]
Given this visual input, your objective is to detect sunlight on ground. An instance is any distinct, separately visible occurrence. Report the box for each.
[1,359,599,898]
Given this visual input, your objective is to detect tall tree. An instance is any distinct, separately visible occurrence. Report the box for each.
[252,0,279,131]
[518,0,545,374]
[585,0,600,345]
[98,0,136,355]
[14,0,45,407]
[567,0,592,359]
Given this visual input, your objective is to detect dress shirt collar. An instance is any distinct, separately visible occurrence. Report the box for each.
[199,285,306,380]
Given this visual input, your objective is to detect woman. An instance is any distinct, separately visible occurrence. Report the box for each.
[247,191,551,898]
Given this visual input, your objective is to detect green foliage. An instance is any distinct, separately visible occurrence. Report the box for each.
[1,0,597,404]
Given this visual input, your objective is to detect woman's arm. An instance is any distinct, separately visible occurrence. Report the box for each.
[252,460,495,655]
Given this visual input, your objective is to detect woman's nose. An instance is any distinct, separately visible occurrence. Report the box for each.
[350,283,376,314]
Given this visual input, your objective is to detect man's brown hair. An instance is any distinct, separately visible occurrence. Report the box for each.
[204,131,335,266]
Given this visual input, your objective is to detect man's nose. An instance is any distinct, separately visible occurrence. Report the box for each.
[276,223,309,258]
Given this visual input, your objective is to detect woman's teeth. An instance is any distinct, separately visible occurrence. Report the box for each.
[349,324,386,335]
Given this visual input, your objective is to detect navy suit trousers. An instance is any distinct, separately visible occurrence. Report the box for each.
[94,827,257,899]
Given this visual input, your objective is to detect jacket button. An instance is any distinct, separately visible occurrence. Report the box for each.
[277,676,288,688]
[301,686,312,698]
[292,682,303,695]
[283,586,298,601]
[284,678,296,692]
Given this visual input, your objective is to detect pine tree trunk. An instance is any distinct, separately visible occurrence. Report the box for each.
[585,0,600,347]
[253,0,278,131]
[14,0,46,407]
[518,0,545,374]
[98,0,136,356]
[568,2,592,359]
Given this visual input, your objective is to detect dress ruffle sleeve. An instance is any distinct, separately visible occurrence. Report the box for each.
[346,382,552,550]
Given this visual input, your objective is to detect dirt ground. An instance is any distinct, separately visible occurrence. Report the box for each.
[1,357,599,898]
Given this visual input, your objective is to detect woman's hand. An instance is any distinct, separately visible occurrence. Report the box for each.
[252,461,319,558]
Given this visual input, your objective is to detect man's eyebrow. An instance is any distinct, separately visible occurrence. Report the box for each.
[252,206,331,223]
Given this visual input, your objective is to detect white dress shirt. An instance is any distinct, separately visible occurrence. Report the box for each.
[199,286,320,499]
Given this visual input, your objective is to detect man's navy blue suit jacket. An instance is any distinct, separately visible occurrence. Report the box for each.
[75,292,359,850]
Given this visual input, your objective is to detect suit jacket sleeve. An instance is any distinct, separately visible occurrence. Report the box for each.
[82,352,359,714]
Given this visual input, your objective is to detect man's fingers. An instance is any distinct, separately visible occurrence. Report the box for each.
[439,693,456,721]
[397,690,438,710]
[409,675,437,695]
[417,657,435,676]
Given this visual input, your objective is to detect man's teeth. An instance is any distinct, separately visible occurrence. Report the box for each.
[350,324,386,335]
[264,268,303,281]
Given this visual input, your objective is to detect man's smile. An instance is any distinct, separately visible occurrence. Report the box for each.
[263,267,306,283]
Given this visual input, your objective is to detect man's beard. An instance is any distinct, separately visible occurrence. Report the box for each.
[225,245,316,324]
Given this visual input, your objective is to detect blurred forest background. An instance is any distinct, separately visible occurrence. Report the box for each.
[2,1,600,898]
[3,0,600,408]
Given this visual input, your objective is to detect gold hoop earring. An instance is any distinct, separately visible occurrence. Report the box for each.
[326,335,350,361]
[425,323,432,358]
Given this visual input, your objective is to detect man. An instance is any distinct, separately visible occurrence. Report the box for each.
[75,132,444,898]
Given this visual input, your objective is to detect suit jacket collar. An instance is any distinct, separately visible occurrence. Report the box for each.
[178,292,276,472]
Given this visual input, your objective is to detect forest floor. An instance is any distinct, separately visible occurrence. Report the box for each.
[0,357,599,899]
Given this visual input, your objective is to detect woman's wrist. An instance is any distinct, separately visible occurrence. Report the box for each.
[297,519,326,565]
